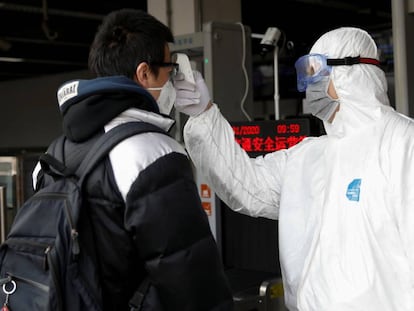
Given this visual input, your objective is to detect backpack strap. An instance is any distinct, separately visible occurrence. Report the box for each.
[128,277,151,311]
[39,153,72,178]
[39,122,167,183]
[77,122,165,310]
[39,130,113,190]
[76,121,168,184]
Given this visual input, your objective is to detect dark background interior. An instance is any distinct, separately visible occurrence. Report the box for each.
[0,0,392,82]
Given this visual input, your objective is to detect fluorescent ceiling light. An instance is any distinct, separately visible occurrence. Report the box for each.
[0,57,24,62]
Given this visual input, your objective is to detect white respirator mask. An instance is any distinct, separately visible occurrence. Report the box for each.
[148,80,176,115]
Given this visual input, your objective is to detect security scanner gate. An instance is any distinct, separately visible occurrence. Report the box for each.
[224,118,316,311]
[193,117,322,310]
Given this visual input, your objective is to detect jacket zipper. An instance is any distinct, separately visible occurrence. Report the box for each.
[5,238,51,270]
[5,272,49,293]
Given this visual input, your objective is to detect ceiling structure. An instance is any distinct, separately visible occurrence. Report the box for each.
[242,0,393,99]
[0,0,147,82]
[243,0,392,55]
[0,0,392,82]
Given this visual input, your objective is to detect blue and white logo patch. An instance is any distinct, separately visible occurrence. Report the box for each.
[346,178,361,202]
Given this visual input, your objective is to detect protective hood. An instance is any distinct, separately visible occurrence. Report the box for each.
[56,75,161,142]
[309,27,392,137]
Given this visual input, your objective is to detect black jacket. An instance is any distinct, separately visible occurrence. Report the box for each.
[37,76,234,310]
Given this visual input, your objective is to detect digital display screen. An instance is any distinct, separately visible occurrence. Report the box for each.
[231,119,311,157]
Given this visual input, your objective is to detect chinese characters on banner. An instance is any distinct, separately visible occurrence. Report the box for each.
[231,119,311,157]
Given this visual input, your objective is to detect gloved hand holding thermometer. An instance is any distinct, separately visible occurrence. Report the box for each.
[172,53,211,116]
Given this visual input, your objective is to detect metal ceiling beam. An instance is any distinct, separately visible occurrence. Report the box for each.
[291,0,391,18]
[0,2,104,20]
[0,56,86,66]
[1,36,90,47]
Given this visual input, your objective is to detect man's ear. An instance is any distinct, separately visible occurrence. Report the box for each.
[135,62,150,87]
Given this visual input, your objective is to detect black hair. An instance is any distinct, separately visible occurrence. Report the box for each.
[88,8,174,79]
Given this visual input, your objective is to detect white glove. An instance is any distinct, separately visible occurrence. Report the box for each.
[173,70,211,116]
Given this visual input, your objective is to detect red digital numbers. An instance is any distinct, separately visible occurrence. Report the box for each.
[276,124,287,134]
[276,123,300,134]
[289,123,300,133]
[232,125,260,135]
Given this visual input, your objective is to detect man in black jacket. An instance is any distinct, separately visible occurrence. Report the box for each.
[33,8,234,311]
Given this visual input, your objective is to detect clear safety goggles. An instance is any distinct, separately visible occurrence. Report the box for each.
[294,53,381,92]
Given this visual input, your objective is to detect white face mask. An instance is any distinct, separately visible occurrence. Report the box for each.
[148,80,176,115]
[304,76,339,122]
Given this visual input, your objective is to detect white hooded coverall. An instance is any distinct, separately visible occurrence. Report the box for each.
[183,27,414,310]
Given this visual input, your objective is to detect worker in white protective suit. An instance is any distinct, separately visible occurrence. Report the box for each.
[173,27,414,311]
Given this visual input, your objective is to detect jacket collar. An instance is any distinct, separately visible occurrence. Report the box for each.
[58,76,167,142]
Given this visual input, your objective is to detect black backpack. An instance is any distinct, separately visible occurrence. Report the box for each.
[0,122,166,311]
